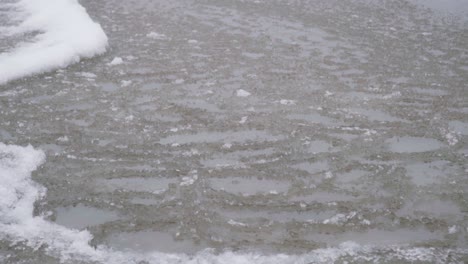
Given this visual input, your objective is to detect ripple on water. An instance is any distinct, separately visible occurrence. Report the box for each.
[404,160,451,186]
[220,208,337,224]
[96,177,177,193]
[335,170,369,184]
[208,176,290,196]
[106,230,207,254]
[449,120,468,135]
[160,130,281,145]
[292,160,329,175]
[100,82,120,92]
[307,140,334,154]
[386,137,444,153]
[350,108,404,123]
[54,204,120,230]
[287,113,341,126]
[290,192,356,203]
[305,228,444,246]
[397,199,462,220]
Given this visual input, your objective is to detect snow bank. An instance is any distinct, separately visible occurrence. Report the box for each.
[0,0,108,85]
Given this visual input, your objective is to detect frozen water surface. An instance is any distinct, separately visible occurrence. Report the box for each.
[208,176,291,196]
[107,230,208,254]
[386,137,445,153]
[1,0,468,263]
[96,177,177,193]
[54,204,120,230]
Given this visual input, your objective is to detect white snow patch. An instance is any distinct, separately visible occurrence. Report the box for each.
[323,214,347,225]
[182,149,200,157]
[0,0,108,85]
[382,91,401,99]
[121,80,132,87]
[342,126,377,138]
[323,212,357,225]
[180,174,198,186]
[77,72,97,79]
[228,219,246,227]
[440,128,459,146]
[361,219,371,225]
[173,79,185,84]
[108,57,123,66]
[239,116,248,124]
[448,225,458,234]
[325,171,334,179]
[279,99,296,105]
[56,136,69,143]
[222,143,232,149]
[146,32,167,40]
[236,89,251,97]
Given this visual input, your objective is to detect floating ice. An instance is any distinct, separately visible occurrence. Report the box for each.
[109,57,123,66]
[324,171,334,179]
[239,116,248,124]
[227,219,247,227]
[386,137,444,153]
[222,143,233,149]
[121,80,132,87]
[279,99,296,105]
[180,175,198,186]
[173,78,185,84]
[448,225,458,234]
[77,72,97,79]
[236,89,251,97]
[0,0,108,85]
[323,212,357,225]
[146,32,167,40]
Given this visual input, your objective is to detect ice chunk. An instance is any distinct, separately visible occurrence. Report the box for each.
[108,57,123,66]
[146,32,167,40]
[279,99,296,105]
[236,89,251,97]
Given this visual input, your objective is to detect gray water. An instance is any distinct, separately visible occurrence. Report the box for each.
[1,0,468,263]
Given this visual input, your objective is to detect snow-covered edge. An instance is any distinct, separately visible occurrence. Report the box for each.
[1,143,467,264]
[0,0,108,85]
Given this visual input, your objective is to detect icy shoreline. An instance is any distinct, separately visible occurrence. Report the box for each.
[0,143,466,263]
[0,0,108,85]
